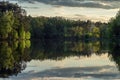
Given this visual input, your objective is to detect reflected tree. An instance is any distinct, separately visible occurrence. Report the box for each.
[30,40,105,60]
[108,41,120,71]
[0,40,31,77]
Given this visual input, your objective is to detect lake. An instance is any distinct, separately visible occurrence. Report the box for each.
[0,39,120,80]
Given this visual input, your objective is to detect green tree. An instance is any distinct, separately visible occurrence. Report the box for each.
[25,31,31,40]
[0,2,30,40]
[0,11,14,39]
[108,10,120,39]
[92,27,100,38]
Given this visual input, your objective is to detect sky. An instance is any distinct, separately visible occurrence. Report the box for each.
[3,0,120,22]
[9,54,120,80]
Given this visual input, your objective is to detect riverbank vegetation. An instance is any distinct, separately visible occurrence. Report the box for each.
[0,1,120,77]
[30,16,107,40]
[0,1,120,41]
[0,1,30,40]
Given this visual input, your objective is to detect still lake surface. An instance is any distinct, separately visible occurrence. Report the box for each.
[0,39,120,80]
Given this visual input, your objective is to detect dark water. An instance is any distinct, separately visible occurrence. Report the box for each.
[0,39,120,80]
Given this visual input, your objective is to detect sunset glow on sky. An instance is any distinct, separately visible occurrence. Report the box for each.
[5,0,120,22]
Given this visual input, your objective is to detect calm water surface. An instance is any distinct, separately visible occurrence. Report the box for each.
[0,40,120,80]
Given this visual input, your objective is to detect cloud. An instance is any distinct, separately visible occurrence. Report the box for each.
[22,6,39,9]
[15,0,120,9]
[68,14,109,22]
[10,65,120,80]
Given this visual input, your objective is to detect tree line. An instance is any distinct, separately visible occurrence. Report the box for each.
[0,1,30,40]
[0,1,120,41]
[29,16,107,40]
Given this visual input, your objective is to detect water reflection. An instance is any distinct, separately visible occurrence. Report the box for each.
[30,40,108,60]
[0,40,31,77]
[0,39,120,78]
[108,41,120,71]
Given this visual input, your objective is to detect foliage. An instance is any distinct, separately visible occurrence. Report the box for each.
[0,2,30,40]
[108,10,120,39]
[30,17,105,40]
[0,40,31,77]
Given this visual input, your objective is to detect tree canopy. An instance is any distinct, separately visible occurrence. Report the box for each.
[0,1,30,40]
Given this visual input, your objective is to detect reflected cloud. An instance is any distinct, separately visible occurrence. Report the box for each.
[22,6,39,9]
[10,65,120,80]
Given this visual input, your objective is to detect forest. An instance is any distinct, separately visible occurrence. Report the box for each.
[0,2,120,77]
[0,2,30,40]
[0,2,120,40]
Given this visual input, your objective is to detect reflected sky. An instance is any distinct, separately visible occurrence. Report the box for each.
[0,0,120,79]
[5,0,119,22]
[8,53,120,80]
